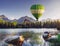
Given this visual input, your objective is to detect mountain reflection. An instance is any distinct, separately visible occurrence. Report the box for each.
[0,28,58,46]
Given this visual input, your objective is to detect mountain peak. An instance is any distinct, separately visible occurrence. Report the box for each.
[0,15,9,21]
[24,16,28,17]
[0,15,6,18]
[0,15,36,23]
[21,16,29,19]
[17,16,36,23]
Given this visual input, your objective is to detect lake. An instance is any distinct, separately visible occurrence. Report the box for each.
[0,28,58,46]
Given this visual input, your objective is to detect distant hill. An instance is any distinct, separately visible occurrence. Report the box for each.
[17,16,36,23]
[0,15,36,23]
[10,19,17,22]
[0,15,9,21]
[0,15,60,29]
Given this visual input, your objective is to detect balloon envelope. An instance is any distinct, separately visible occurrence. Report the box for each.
[30,4,45,20]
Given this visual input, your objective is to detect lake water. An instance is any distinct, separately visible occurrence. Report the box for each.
[0,28,58,46]
[0,28,58,33]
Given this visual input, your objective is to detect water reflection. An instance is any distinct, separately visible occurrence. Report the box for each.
[0,28,58,33]
[0,28,58,46]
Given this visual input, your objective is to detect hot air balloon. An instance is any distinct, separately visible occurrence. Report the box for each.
[30,4,45,21]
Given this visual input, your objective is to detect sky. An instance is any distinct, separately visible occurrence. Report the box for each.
[0,0,60,21]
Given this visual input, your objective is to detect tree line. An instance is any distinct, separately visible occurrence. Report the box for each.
[0,19,60,30]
